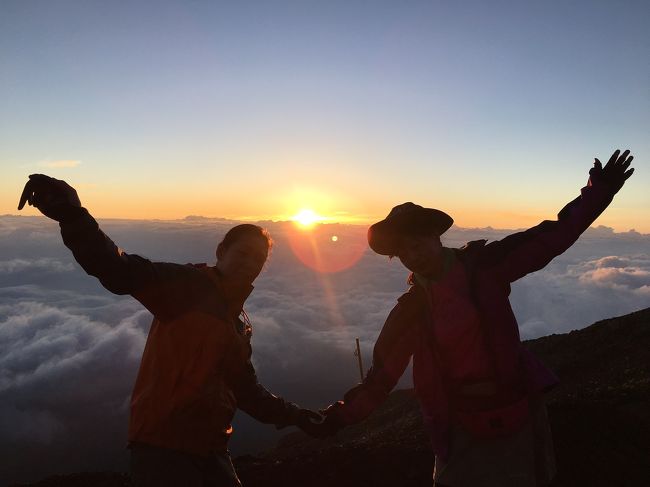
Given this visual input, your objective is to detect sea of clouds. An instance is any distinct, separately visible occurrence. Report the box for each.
[1,214,648,484]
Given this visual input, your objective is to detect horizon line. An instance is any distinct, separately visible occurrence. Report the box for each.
[3,213,648,237]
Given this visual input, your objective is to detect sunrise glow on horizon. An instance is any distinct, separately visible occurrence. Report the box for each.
[291,209,323,228]
[6,185,648,235]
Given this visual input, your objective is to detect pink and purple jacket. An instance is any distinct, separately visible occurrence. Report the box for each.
[330,178,616,461]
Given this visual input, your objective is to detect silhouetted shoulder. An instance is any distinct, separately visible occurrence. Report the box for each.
[379,285,426,335]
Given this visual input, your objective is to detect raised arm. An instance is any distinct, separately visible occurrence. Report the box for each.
[17,174,206,320]
[232,342,322,435]
[316,288,422,435]
[482,150,634,283]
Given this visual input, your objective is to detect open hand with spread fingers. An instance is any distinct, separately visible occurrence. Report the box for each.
[17,174,82,222]
[589,149,635,194]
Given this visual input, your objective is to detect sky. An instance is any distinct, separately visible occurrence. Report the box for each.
[1,0,649,230]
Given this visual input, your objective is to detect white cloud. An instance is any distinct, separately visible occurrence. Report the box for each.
[510,253,650,339]
[0,258,74,274]
[1,215,649,483]
[0,296,149,484]
[570,255,650,290]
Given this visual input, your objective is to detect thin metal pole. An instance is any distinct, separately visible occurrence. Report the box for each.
[355,337,364,381]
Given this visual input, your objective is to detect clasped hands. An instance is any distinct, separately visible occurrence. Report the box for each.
[291,402,346,439]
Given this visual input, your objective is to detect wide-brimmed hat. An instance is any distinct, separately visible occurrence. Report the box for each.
[368,202,453,255]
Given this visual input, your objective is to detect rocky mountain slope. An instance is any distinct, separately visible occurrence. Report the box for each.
[238,306,650,486]
[13,308,650,487]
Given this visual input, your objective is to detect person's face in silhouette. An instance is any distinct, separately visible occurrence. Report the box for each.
[216,235,269,285]
[396,233,443,277]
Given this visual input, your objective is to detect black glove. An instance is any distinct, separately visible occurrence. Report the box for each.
[18,174,83,222]
[589,149,634,195]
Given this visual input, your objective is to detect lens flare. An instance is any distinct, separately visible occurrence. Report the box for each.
[292,209,321,228]
[287,224,367,273]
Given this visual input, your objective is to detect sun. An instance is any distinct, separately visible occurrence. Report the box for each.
[292,209,322,228]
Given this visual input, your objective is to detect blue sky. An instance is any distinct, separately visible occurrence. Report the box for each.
[2,0,649,229]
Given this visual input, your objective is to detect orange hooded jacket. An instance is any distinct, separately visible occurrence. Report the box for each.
[60,210,302,455]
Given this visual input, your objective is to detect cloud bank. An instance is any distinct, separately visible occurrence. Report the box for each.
[1,215,649,484]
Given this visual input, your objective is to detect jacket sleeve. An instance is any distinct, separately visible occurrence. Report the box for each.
[485,179,616,283]
[232,347,302,427]
[59,207,206,320]
[329,289,422,425]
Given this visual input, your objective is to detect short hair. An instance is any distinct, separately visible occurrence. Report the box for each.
[217,224,273,257]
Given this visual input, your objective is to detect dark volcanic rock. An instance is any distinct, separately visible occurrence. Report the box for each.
[10,472,130,487]
[526,307,650,486]
[235,389,434,487]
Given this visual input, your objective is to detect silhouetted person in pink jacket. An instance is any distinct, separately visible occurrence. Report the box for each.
[313,150,634,487]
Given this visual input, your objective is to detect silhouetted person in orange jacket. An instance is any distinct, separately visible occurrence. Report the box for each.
[18,175,322,487]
